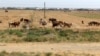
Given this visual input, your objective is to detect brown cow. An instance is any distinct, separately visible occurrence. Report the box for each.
[49,19,63,27]
[63,22,72,28]
[20,18,31,23]
[49,18,57,22]
[5,10,8,12]
[81,20,84,24]
[0,20,2,23]
[9,21,20,27]
[88,21,100,26]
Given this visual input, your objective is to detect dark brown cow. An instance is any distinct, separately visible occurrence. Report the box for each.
[9,21,20,27]
[88,21,100,26]
[5,10,8,12]
[20,18,31,23]
[49,18,57,22]
[0,20,2,23]
[81,20,84,24]
[63,22,72,28]
[49,19,63,27]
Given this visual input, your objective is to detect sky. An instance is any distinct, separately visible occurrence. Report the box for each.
[0,0,100,8]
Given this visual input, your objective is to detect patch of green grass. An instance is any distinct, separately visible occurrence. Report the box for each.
[23,28,55,42]
[0,51,96,56]
[35,52,41,56]
[5,29,23,37]
[45,52,52,56]
[0,28,100,42]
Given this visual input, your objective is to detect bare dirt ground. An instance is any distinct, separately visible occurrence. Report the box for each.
[0,43,100,55]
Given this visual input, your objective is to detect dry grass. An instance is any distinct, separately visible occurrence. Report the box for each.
[0,10,100,56]
[0,10,100,30]
[0,51,98,56]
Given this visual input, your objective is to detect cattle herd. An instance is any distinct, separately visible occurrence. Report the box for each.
[6,17,100,29]
[8,17,73,29]
[2,10,100,29]
[40,18,100,28]
[0,16,100,29]
[8,18,32,28]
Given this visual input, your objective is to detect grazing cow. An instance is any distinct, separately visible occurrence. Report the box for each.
[39,18,47,27]
[20,18,31,23]
[5,10,8,12]
[63,22,72,28]
[9,21,20,27]
[0,20,2,23]
[81,20,84,24]
[49,18,57,22]
[49,19,63,27]
[88,21,100,26]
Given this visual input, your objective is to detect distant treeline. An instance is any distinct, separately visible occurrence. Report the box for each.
[0,7,100,11]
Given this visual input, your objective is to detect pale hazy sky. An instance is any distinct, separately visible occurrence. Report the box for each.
[0,0,100,8]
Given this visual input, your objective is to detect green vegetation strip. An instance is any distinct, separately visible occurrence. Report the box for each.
[0,28,100,42]
[0,51,95,56]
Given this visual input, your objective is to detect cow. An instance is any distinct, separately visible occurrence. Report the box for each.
[5,10,8,12]
[81,20,84,24]
[88,21,100,26]
[9,21,20,27]
[20,18,31,23]
[0,20,2,23]
[49,19,63,27]
[49,18,57,22]
[63,22,72,28]
[39,18,47,27]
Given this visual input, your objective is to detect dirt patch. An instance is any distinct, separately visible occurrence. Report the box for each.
[0,43,100,55]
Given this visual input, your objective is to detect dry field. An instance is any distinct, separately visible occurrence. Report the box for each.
[0,10,100,56]
[0,43,100,56]
[0,10,100,30]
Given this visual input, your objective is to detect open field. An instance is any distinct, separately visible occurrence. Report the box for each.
[0,10,100,42]
[67,11,100,19]
[0,10,100,30]
[0,10,100,55]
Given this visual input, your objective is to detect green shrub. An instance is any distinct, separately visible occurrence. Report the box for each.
[6,29,23,37]
[45,52,52,56]
[35,53,41,56]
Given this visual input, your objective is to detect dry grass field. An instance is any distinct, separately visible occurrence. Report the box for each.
[0,10,100,30]
[0,10,100,56]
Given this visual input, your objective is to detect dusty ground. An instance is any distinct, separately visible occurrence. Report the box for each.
[0,43,100,55]
[0,10,100,30]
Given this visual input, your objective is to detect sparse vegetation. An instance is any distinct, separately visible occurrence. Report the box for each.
[0,51,96,56]
[0,28,100,42]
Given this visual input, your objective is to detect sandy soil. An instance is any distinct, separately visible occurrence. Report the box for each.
[0,43,100,55]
